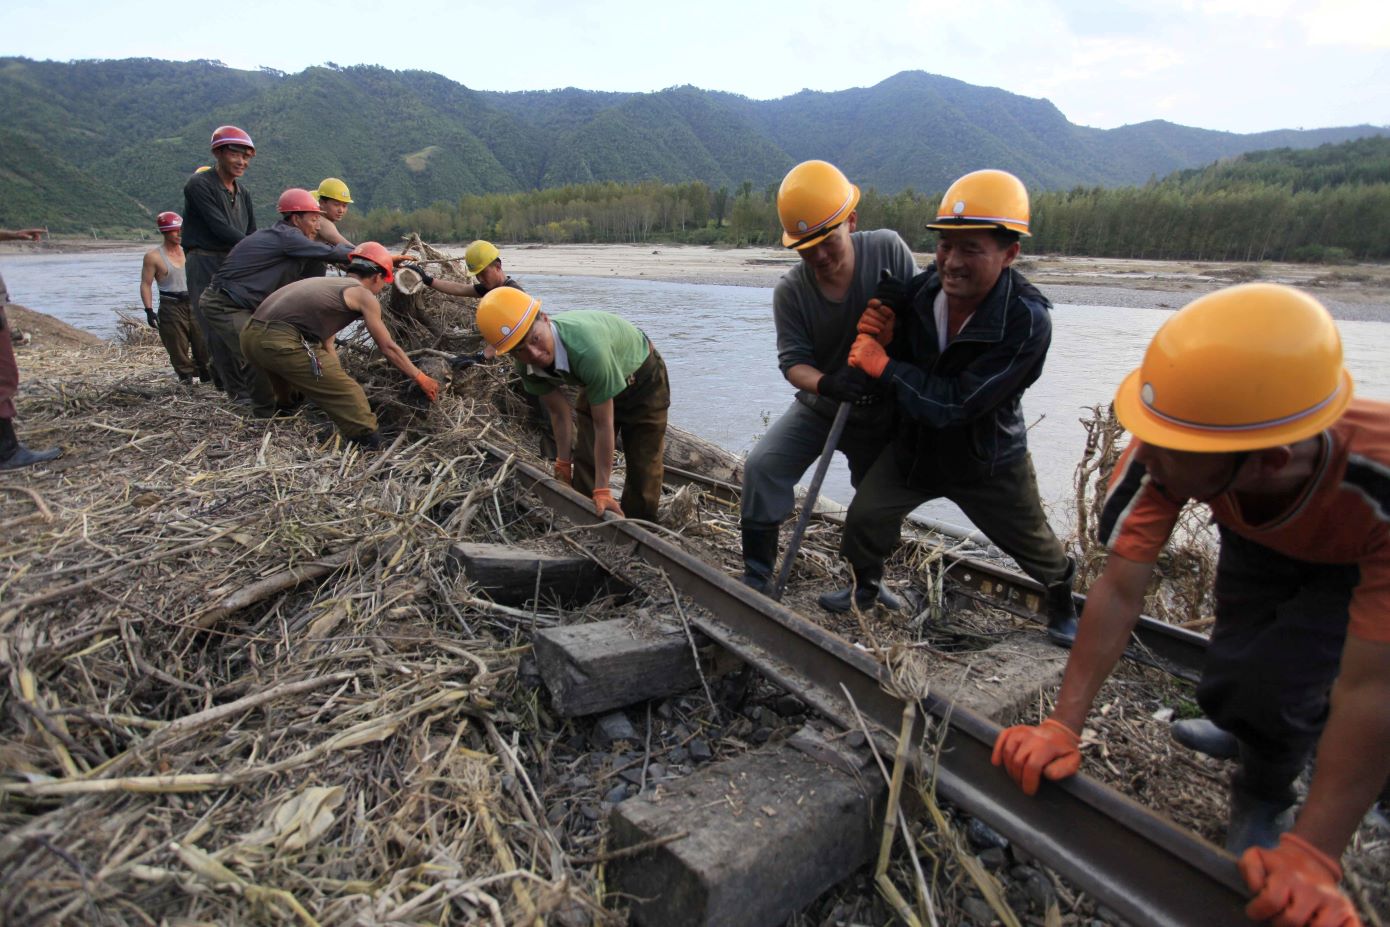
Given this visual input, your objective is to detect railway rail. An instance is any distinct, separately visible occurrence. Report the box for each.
[482,440,1250,926]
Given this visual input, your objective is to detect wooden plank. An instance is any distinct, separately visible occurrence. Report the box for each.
[534,618,709,717]
[609,736,883,927]
[447,542,629,607]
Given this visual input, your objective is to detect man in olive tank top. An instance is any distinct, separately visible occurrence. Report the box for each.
[240,242,440,447]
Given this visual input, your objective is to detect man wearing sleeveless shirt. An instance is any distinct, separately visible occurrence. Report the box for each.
[139,212,210,384]
[239,243,440,447]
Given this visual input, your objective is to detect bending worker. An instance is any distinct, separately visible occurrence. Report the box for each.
[198,188,357,404]
[993,284,1389,927]
[738,160,917,595]
[183,125,256,390]
[239,242,439,447]
[835,169,1077,641]
[139,211,210,384]
[477,287,669,523]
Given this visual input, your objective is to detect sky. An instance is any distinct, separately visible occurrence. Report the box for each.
[3,0,1388,134]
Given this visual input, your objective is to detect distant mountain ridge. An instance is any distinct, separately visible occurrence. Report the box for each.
[0,57,1384,231]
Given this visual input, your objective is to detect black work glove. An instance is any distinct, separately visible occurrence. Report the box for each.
[817,366,875,404]
[144,308,159,329]
[874,268,910,314]
[401,262,434,287]
[449,351,486,369]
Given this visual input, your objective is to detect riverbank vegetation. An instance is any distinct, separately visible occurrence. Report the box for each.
[340,137,1390,263]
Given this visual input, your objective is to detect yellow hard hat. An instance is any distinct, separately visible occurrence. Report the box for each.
[1113,284,1353,453]
[777,160,861,250]
[195,165,212,174]
[315,177,353,204]
[477,287,541,355]
[927,169,1031,237]
[464,240,501,276]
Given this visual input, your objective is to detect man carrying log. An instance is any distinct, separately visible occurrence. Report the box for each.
[738,159,918,596]
[0,227,62,470]
[198,188,359,405]
[138,211,211,384]
[239,242,440,447]
[182,125,257,392]
[477,287,669,523]
[994,284,1389,927]
[829,169,1078,644]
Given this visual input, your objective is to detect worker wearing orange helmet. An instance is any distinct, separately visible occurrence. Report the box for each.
[139,211,211,384]
[478,288,670,522]
[738,160,918,595]
[240,242,439,447]
[993,284,1389,927]
[183,125,258,391]
[834,169,1077,640]
[198,188,401,406]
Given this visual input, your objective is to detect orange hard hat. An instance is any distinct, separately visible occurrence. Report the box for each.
[477,287,541,355]
[156,211,183,232]
[776,160,860,250]
[347,242,395,283]
[210,125,255,152]
[927,169,1031,236]
[277,188,324,216]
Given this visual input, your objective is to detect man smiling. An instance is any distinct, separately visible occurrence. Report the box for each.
[834,169,1078,643]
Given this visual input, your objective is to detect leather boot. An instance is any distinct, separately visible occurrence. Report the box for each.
[740,522,780,595]
[818,568,905,613]
[1226,785,1295,853]
[1171,718,1240,759]
[1043,557,1080,646]
[0,417,61,470]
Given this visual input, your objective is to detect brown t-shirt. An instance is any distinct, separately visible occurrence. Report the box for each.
[253,276,361,343]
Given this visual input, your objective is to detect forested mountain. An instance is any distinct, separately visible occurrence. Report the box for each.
[0,56,1384,232]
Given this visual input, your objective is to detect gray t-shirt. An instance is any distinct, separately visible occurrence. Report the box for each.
[772,228,917,377]
[772,229,917,419]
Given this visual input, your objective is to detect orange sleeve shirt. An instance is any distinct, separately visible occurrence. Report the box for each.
[1099,400,1390,644]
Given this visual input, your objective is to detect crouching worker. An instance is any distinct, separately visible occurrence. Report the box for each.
[240,243,440,447]
[478,288,669,522]
[993,284,1389,927]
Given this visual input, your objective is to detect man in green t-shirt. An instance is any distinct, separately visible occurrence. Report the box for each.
[477,288,670,523]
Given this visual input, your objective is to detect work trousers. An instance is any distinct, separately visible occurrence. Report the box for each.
[572,347,670,524]
[840,448,1071,586]
[200,287,257,400]
[0,308,18,421]
[186,251,230,388]
[155,297,210,378]
[741,399,890,529]
[1200,529,1356,805]
[240,320,377,438]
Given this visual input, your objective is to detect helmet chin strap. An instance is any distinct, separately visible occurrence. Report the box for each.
[1208,450,1252,500]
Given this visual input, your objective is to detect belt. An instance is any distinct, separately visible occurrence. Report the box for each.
[159,291,189,301]
[248,318,315,340]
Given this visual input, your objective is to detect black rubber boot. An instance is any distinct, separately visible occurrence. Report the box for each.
[349,430,385,450]
[1171,718,1240,760]
[0,417,61,471]
[1226,786,1295,853]
[818,568,905,613]
[739,522,780,595]
[1043,558,1080,646]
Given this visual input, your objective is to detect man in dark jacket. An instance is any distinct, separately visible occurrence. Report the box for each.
[198,188,354,404]
[183,126,257,390]
[832,169,1078,644]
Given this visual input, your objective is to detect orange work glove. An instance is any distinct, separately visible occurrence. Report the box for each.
[592,487,624,518]
[991,718,1082,796]
[1238,833,1361,927]
[847,333,889,379]
[857,299,895,346]
[554,458,573,485]
[414,372,440,402]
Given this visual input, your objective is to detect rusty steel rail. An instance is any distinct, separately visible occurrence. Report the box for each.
[480,442,1249,926]
[664,461,1209,682]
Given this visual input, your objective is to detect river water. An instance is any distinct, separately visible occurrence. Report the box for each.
[4,249,1388,534]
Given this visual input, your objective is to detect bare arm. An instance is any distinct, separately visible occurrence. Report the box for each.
[589,398,618,492]
[785,363,825,393]
[139,251,163,310]
[539,391,573,463]
[1050,554,1155,731]
[350,289,423,380]
[1292,637,1390,859]
[427,277,480,298]
[316,218,352,247]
